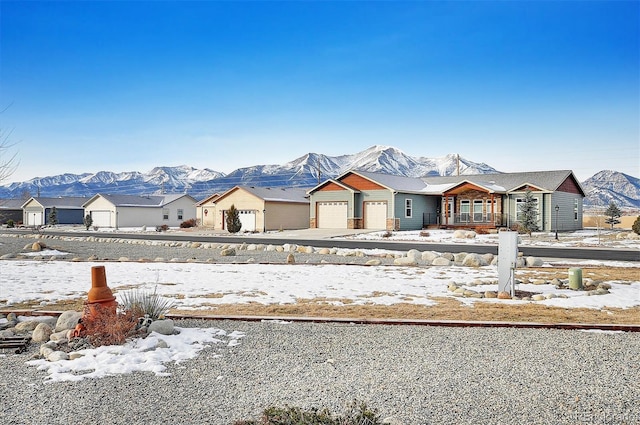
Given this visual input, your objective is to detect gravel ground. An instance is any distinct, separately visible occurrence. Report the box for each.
[0,232,403,265]
[1,320,639,425]
[1,232,639,424]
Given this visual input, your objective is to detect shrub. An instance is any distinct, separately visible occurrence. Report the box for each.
[180,218,197,228]
[632,216,640,235]
[156,224,169,232]
[474,227,489,235]
[82,304,138,347]
[233,400,382,425]
[226,204,242,233]
[6,219,14,228]
[381,231,393,238]
[118,288,175,320]
[419,230,430,237]
[83,214,93,230]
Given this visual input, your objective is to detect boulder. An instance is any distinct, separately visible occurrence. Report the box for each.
[407,249,422,261]
[286,253,295,264]
[453,252,468,263]
[525,257,544,267]
[394,257,417,266]
[32,323,53,343]
[365,259,382,266]
[421,251,440,262]
[149,319,175,336]
[462,253,488,267]
[55,311,83,332]
[432,257,452,266]
[220,248,236,256]
[497,291,511,299]
[15,320,40,332]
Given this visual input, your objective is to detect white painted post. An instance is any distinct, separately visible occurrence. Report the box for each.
[498,230,519,296]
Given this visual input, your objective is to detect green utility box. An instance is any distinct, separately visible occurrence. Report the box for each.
[568,268,583,290]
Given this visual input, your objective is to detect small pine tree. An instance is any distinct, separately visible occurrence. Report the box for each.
[226,204,242,233]
[632,216,640,235]
[48,207,58,225]
[604,202,622,229]
[518,189,539,236]
[84,214,93,230]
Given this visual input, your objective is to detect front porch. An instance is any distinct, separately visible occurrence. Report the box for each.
[423,212,508,229]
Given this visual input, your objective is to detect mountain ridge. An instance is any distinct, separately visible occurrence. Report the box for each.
[0,145,637,208]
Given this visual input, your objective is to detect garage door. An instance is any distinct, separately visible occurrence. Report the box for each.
[364,201,387,229]
[317,202,348,229]
[91,211,111,228]
[27,212,43,226]
[238,210,256,232]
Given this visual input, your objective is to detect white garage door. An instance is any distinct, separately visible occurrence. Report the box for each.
[317,202,348,229]
[27,212,43,226]
[364,201,387,229]
[91,211,111,228]
[238,210,256,232]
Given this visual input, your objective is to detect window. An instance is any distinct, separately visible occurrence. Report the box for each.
[460,200,470,222]
[405,199,413,218]
[574,199,578,221]
[162,209,169,220]
[177,209,184,220]
[486,199,497,221]
[473,200,483,222]
[515,197,539,222]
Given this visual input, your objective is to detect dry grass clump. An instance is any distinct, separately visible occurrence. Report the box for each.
[82,304,138,347]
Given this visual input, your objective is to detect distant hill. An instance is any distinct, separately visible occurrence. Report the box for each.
[0,145,498,200]
[0,145,637,208]
[582,170,640,210]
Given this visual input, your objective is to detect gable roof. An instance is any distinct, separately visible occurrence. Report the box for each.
[196,193,221,206]
[306,179,360,194]
[217,186,310,204]
[0,199,26,209]
[22,196,88,209]
[83,193,196,208]
[348,170,430,193]
[422,170,585,196]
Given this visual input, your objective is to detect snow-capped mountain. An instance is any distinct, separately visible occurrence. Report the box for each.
[0,145,636,206]
[582,170,640,209]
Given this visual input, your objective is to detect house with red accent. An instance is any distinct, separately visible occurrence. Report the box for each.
[307,170,585,232]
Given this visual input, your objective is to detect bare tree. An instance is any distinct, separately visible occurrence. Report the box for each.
[1,103,20,184]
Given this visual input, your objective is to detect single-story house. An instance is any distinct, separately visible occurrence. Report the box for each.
[0,199,24,225]
[21,197,88,226]
[195,193,221,228]
[307,170,585,232]
[83,193,197,228]
[200,186,310,232]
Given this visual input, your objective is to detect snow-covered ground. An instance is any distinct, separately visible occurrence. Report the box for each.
[1,228,638,383]
[345,228,640,248]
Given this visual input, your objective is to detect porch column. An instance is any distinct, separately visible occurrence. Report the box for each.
[490,194,495,224]
[444,196,449,226]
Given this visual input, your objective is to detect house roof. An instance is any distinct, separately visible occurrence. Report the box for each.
[422,170,585,195]
[83,193,196,208]
[0,199,26,209]
[308,169,585,197]
[22,196,88,209]
[242,186,310,203]
[196,193,221,206]
[336,170,430,193]
[217,186,310,204]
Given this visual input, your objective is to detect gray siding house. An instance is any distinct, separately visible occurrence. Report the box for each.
[308,170,585,232]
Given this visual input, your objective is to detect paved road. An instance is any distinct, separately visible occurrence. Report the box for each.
[12,228,639,262]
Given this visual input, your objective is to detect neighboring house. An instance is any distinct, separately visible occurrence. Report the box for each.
[0,199,24,224]
[82,194,197,228]
[21,197,88,226]
[307,170,585,232]
[201,186,310,232]
[195,193,221,228]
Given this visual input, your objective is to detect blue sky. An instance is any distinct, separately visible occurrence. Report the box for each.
[1,1,638,183]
